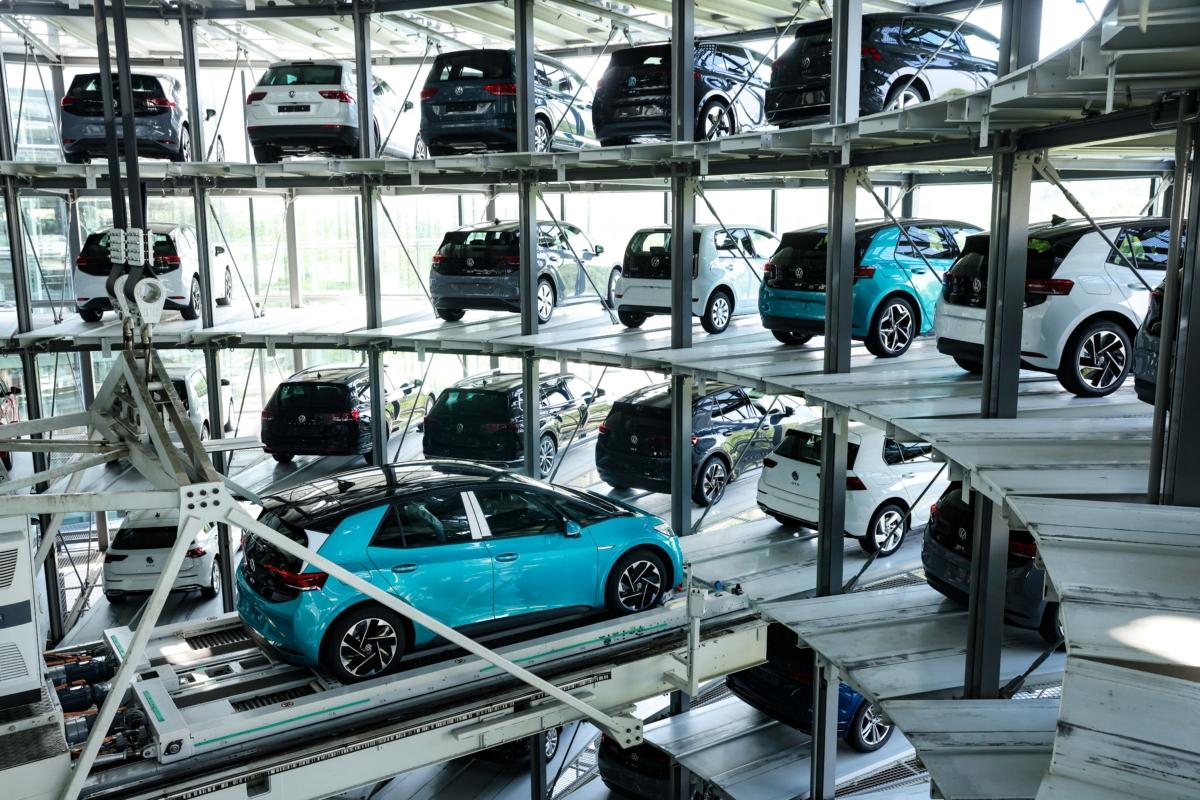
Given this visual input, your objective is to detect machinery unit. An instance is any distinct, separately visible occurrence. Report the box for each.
[0,517,41,710]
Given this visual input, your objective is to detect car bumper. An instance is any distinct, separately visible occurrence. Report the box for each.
[1132,329,1160,406]
[423,445,522,469]
[430,272,520,312]
[936,302,1054,370]
[422,120,517,152]
[62,121,182,159]
[104,565,206,595]
[921,527,1047,630]
[596,446,695,494]
[594,117,672,146]
[248,124,359,150]
[615,280,699,317]
[235,567,317,664]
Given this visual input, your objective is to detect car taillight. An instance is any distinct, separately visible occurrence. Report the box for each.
[846,475,867,490]
[854,265,876,279]
[502,254,521,265]
[246,91,266,105]
[763,261,775,274]
[1009,531,1038,559]
[484,83,517,96]
[420,87,438,101]
[329,409,361,422]
[263,563,328,590]
[75,255,94,267]
[104,553,127,563]
[1024,278,1074,296]
[319,90,355,103]
[693,69,701,82]
[60,95,78,107]
[186,547,206,558]
[146,97,176,108]
[930,501,939,518]
[1151,287,1164,301]
[481,421,516,433]
[153,255,182,271]
[690,434,699,446]
[862,45,883,61]
[763,456,777,469]
[598,423,609,434]
[432,254,446,265]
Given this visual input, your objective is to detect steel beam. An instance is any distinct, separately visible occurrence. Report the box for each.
[89,2,125,229]
[529,731,548,800]
[963,497,1011,697]
[513,0,539,478]
[829,0,863,127]
[997,0,1042,78]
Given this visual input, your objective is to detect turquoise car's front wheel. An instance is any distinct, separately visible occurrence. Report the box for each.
[606,550,667,614]
[322,604,407,683]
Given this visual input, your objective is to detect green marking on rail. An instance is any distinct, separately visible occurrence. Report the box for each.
[109,633,126,659]
[194,698,372,748]
[142,690,165,723]
[478,621,672,673]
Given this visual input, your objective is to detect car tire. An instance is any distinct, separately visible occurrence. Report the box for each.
[363,449,375,466]
[693,454,729,506]
[437,308,466,322]
[181,277,202,321]
[606,267,621,309]
[536,278,556,324]
[64,152,89,164]
[105,592,125,604]
[537,433,557,478]
[533,117,552,152]
[844,701,893,753]
[171,125,191,162]
[79,308,104,323]
[252,145,281,164]
[212,135,226,163]
[772,330,813,346]
[860,502,906,558]
[1039,602,1064,647]
[953,356,983,374]
[321,604,407,683]
[617,309,646,328]
[200,422,210,441]
[413,133,428,159]
[200,559,220,600]
[543,726,562,761]
[884,80,928,111]
[700,289,733,334]
[865,296,916,357]
[697,98,734,140]
[272,453,295,463]
[1057,319,1132,397]
[215,267,233,306]
[605,548,668,614]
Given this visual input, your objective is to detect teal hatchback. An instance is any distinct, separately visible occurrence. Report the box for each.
[759,219,980,356]
[237,461,683,683]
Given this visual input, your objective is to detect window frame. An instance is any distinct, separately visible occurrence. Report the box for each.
[471,487,565,539]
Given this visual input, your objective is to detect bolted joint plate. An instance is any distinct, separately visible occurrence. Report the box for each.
[178,481,233,527]
[607,715,643,748]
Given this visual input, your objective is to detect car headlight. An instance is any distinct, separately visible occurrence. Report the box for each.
[653,521,676,538]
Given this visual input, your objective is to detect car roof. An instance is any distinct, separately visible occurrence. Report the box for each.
[453,219,521,234]
[966,216,1169,242]
[789,218,978,236]
[286,364,369,384]
[120,509,180,529]
[266,59,354,68]
[615,380,737,409]
[98,222,178,235]
[260,461,529,523]
[635,224,770,234]
[449,371,575,392]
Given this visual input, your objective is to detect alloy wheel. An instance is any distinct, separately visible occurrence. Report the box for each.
[534,121,551,152]
[224,268,233,304]
[616,560,663,611]
[537,281,555,322]
[607,269,620,307]
[190,280,203,317]
[1077,329,1126,391]
[538,436,557,477]
[874,509,904,553]
[544,727,559,760]
[859,704,891,746]
[703,104,732,139]
[877,302,913,354]
[209,561,221,596]
[179,126,192,161]
[414,135,428,159]
[338,617,400,678]
[709,295,731,330]
[701,458,728,503]
[887,87,924,110]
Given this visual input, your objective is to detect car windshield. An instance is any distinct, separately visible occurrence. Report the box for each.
[434,389,510,417]
[112,525,178,550]
[259,64,343,86]
[275,382,350,413]
[429,51,511,82]
[774,429,859,469]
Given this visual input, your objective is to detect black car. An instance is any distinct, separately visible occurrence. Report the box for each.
[597,733,671,799]
[422,371,611,478]
[592,41,770,146]
[767,13,999,126]
[1132,274,1176,405]
[418,49,595,155]
[260,365,424,465]
[595,382,791,506]
[922,482,1062,645]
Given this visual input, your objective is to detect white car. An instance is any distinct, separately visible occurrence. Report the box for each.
[74,223,235,323]
[245,59,415,163]
[153,365,235,441]
[757,421,948,557]
[614,224,779,334]
[103,510,220,603]
[934,217,1169,397]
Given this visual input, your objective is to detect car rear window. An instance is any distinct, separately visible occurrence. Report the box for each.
[606,401,670,430]
[112,525,177,550]
[259,64,343,86]
[438,228,519,256]
[771,230,871,265]
[609,46,670,68]
[68,73,164,99]
[773,429,859,469]
[626,230,702,254]
[274,382,351,413]
[429,51,512,82]
[433,389,511,417]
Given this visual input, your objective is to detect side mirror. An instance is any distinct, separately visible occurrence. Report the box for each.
[564,520,582,538]
[558,78,573,92]
[412,378,424,387]
[594,244,605,256]
[220,378,231,387]
[594,387,606,397]
[402,100,414,112]
[214,245,225,256]
[205,108,217,121]
[8,385,20,396]
[780,404,794,416]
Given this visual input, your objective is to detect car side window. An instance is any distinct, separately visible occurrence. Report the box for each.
[962,29,1000,62]
[191,373,208,399]
[476,489,562,537]
[748,229,779,258]
[896,225,957,259]
[1110,225,1174,270]
[565,226,592,256]
[884,438,933,465]
[565,376,593,401]
[903,20,963,53]
[945,226,974,253]
[710,390,754,422]
[534,62,553,89]
[541,382,571,408]
[551,495,609,527]
[392,491,474,547]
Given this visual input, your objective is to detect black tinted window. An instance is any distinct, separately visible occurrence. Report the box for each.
[883,439,933,466]
[68,73,163,98]
[609,46,670,68]
[895,225,957,259]
[113,525,178,550]
[395,491,473,546]
[259,64,342,86]
[476,490,562,537]
[552,496,611,527]
[439,228,519,256]
[1110,226,1176,271]
[274,382,350,413]
[434,389,509,417]
[773,429,859,469]
[430,52,511,82]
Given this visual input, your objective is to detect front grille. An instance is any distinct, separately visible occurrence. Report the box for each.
[231,685,317,712]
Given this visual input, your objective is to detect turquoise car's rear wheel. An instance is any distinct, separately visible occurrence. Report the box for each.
[606,550,667,614]
[322,605,407,683]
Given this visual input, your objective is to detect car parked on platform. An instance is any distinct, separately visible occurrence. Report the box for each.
[592,41,771,145]
[757,421,948,557]
[1132,264,1184,405]
[922,482,1061,645]
[429,219,618,323]
[153,365,235,442]
[614,224,779,334]
[936,217,1171,396]
[60,72,224,163]
[596,381,792,506]
[726,623,894,752]
[417,49,595,155]
[246,60,413,162]
[260,364,425,465]
[237,461,683,682]
[73,223,236,322]
[103,510,220,603]
[422,370,610,478]
[0,378,21,476]
[759,219,979,354]
[767,13,999,125]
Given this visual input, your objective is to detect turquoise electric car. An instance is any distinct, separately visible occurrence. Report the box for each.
[237,461,683,683]
[759,219,980,356]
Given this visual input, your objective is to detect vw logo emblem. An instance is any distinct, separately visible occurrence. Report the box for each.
[455,86,464,95]
[791,471,799,481]
[288,90,295,98]
[957,527,968,540]
[794,266,804,279]
[466,257,475,266]
[627,75,637,88]
[802,57,811,68]
[455,423,463,433]
[650,257,660,267]
[146,557,154,564]
[630,434,638,445]
[296,414,306,423]
[972,278,983,293]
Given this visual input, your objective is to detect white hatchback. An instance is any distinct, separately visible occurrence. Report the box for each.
[74,223,235,323]
[614,224,779,334]
[245,60,415,163]
[935,217,1169,397]
[103,510,220,603]
[757,421,948,557]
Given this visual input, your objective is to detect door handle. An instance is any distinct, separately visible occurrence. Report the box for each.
[494,552,519,563]
[911,268,927,274]
[392,564,418,573]
[902,472,917,479]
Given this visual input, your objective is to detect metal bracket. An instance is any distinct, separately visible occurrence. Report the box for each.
[663,562,705,696]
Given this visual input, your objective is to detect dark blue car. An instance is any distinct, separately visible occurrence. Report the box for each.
[725,624,893,752]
